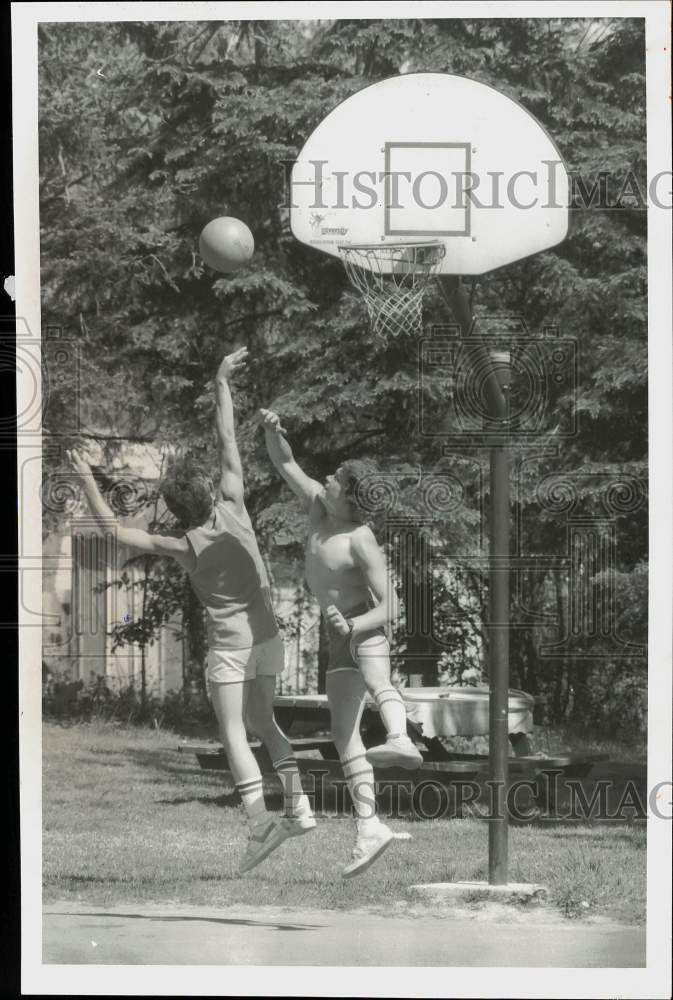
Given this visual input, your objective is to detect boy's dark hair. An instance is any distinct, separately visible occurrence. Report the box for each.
[159,454,214,530]
[340,459,373,524]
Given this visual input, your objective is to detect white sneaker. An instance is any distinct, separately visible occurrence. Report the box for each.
[238,814,315,875]
[342,823,394,879]
[365,735,424,770]
[284,812,317,837]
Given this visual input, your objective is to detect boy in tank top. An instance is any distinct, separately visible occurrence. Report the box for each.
[69,349,314,875]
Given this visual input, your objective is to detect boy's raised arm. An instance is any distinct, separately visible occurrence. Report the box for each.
[215,348,247,509]
[260,408,322,511]
[67,449,192,566]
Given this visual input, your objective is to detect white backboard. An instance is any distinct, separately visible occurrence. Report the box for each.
[290,73,569,275]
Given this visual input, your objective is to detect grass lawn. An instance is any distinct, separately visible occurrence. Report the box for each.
[42,720,646,923]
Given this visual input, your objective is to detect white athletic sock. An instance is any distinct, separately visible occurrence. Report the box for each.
[273,753,312,819]
[340,751,377,822]
[372,686,407,740]
[236,777,270,828]
[356,816,381,837]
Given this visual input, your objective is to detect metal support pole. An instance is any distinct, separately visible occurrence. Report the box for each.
[436,277,512,886]
[487,352,511,884]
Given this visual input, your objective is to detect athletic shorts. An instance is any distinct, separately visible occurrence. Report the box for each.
[327,604,390,674]
[205,633,284,686]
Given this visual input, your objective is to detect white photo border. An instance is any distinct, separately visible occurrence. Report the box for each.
[13,2,672,997]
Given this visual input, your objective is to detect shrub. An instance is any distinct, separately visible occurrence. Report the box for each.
[42,666,213,730]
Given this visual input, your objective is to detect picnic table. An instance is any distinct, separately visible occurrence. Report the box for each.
[273,686,535,754]
[178,686,608,813]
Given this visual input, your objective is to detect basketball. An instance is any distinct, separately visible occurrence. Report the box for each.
[198,216,255,273]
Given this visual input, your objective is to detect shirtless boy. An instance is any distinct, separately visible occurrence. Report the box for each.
[261,408,422,877]
[68,349,315,875]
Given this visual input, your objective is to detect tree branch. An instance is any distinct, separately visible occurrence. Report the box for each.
[327,427,387,461]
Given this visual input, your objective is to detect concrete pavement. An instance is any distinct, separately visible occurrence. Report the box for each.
[43,901,645,967]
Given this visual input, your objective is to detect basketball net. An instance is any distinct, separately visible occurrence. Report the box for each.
[339,241,445,339]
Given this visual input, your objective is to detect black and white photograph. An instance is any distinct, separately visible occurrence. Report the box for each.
[10,2,672,996]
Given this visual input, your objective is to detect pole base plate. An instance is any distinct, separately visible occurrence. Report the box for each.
[407,881,547,901]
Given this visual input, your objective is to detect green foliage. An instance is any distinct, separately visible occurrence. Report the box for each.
[40,18,647,735]
[106,558,186,651]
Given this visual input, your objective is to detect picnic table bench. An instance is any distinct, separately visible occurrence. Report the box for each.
[178,736,489,784]
[177,686,608,813]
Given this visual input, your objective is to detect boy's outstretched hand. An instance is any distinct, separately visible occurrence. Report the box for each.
[259,408,287,435]
[217,346,248,381]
